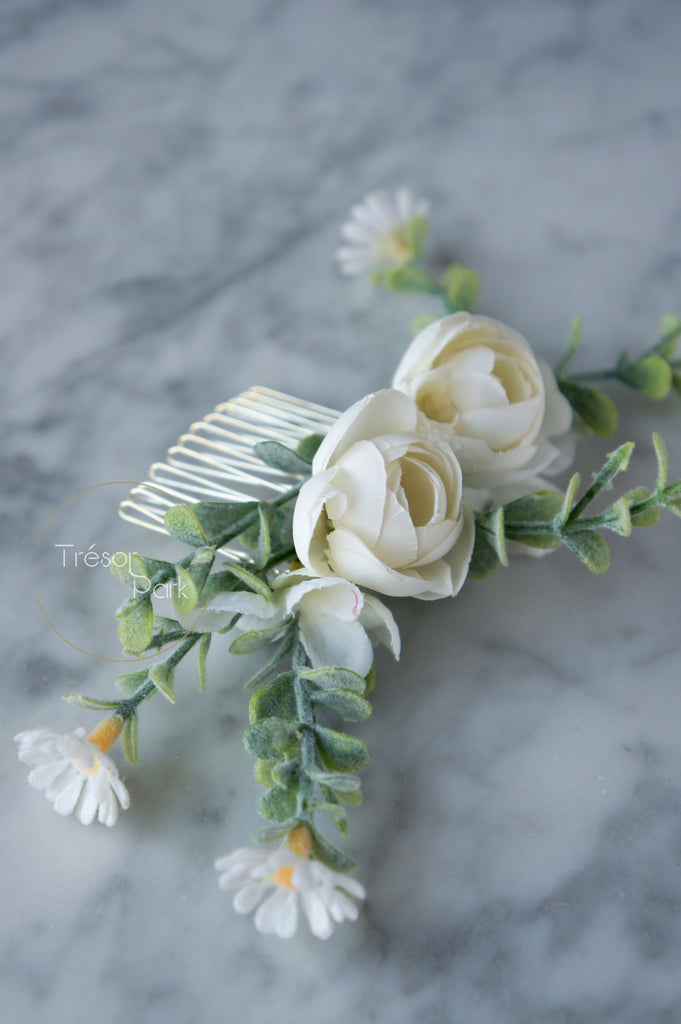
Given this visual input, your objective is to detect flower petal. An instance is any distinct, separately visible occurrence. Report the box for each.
[292,467,340,570]
[358,595,401,660]
[233,881,268,914]
[300,613,374,676]
[302,890,334,940]
[326,527,438,598]
[312,390,418,472]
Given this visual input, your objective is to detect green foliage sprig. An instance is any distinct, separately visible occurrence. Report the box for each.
[63,429,371,871]
[245,634,372,871]
[555,315,681,437]
[470,433,681,578]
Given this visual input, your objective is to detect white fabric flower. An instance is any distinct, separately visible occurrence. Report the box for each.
[208,574,400,677]
[293,389,475,601]
[336,188,429,276]
[393,313,574,496]
[216,830,365,940]
[15,726,130,826]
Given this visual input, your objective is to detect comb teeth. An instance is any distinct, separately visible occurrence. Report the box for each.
[118,386,339,556]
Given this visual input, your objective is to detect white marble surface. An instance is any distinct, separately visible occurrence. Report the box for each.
[3,1,681,1021]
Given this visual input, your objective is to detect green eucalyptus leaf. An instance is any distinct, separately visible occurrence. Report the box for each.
[221,563,272,599]
[335,787,363,807]
[441,263,480,312]
[251,825,297,844]
[258,786,299,823]
[313,801,348,835]
[197,632,211,692]
[314,726,370,772]
[254,440,313,476]
[504,490,565,526]
[653,433,669,491]
[625,486,660,527]
[153,615,183,634]
[556,475,582,527]
[555,316,583,376]
[63,693,120,711]
[300,667,367,694]
[117,595,154,653]
[249,672,297,722]
[243,633,297,691]
[308,828,355,873]
[558,378,618,437]
[618,356,672,399]
[296,433,325,464]
[244,718,300,760]
[254,758,277,787]
[114,669,149,697]
[199,571,240,596]
[598,497,632,536]
[229,617,294,655]
[165,501,259,547]
[477,505,508,566]
[149,663,176,703]
[163,506,207,547]
[591,442,635,489]
[272,760,300,787]
[307,769,362,793]
[664,497,681,519]
[563,529,611,574]
[173,564,198,616]
[255,504,272,570]
[110,553,173,592]
[267,504,295,554]
[653,314,681,358]
[120,715,138,766]
[311,689,373,722]
[468,527,502,580]
[171,547,215,617]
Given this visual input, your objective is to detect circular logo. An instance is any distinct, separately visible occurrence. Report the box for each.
[36,482,209,662]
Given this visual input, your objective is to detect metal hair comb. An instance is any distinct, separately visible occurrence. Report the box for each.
[118,386,339,556]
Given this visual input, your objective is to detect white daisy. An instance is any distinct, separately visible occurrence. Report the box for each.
[215,826,366,940]
[335,188,429,276]
[15,720,130,827]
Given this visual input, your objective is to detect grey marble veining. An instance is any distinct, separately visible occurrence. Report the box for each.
[2,1,681,1021]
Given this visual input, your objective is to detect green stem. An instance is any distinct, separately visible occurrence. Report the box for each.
[118,633,201,717]
[505,515,618,540]
[565,369,621,383]
[293,652,316,821]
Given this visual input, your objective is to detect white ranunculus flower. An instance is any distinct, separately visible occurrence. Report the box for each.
[292,389,475,601]
[393,313,573,495]
[207,574,400,677]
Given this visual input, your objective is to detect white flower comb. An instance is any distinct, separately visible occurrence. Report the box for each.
[118,386,339,556]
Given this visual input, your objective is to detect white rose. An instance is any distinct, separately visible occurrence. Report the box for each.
[393,313,573,494]
[292,389,474,601]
